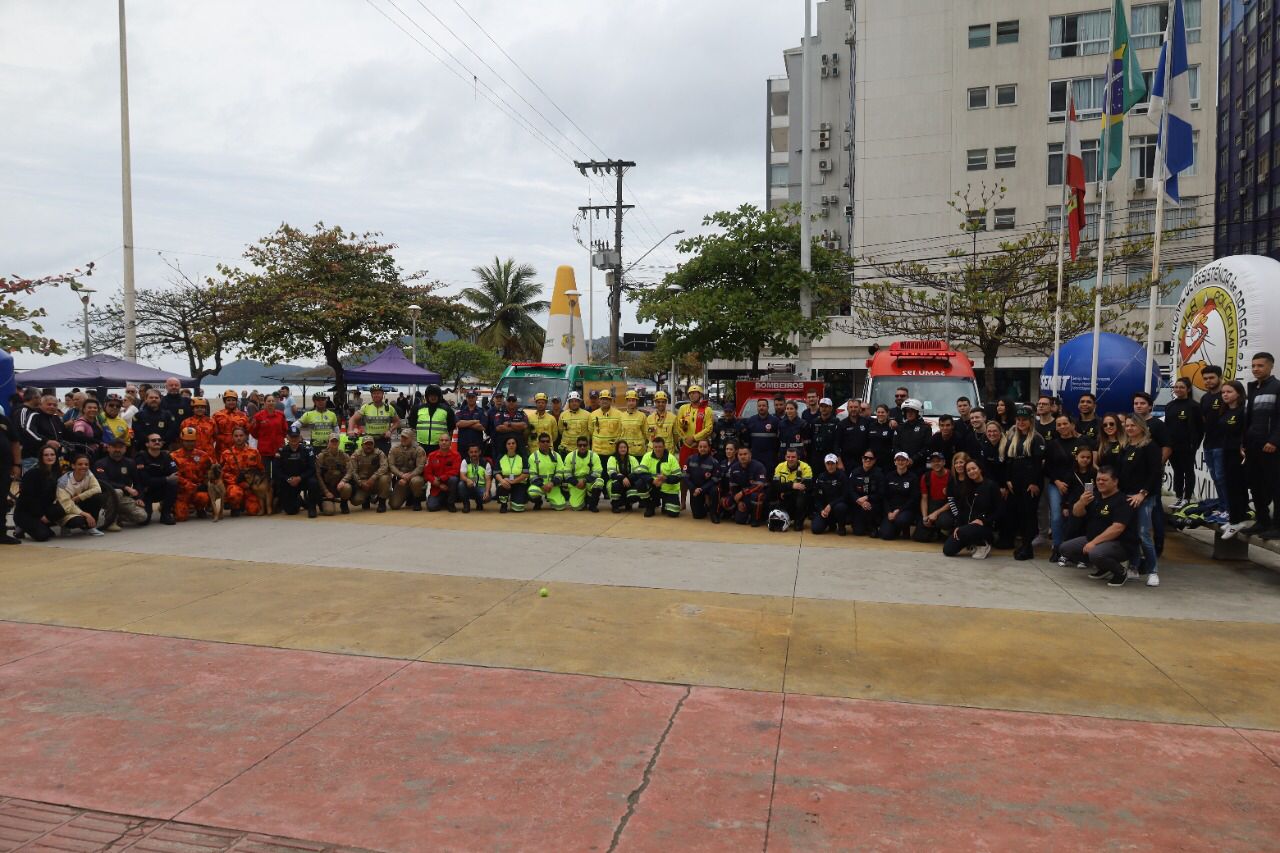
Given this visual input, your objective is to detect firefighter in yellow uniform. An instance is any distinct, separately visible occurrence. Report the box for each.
[528,392,559,449]
[589,389,623,458]
[557,392,592,456]
[646,391,679,454]
[617,391,648,460]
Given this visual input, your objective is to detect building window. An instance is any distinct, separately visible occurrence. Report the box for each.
[1259,192,1271,218]
[966,209,987,231]
[1049,77,1107,120]
[994,146,1017,168]
[1274,185,1280,210]
[969,24,991,48]
[1166,197,1198,238]
[1188,65,1201,108]
[993,208,1016,229]
[1188,131,1199,176]
[1247,84,1256,111]
[996,20,1020,44]
[1129,199,1156,235]
[1248,43,1257,72]
[770,164,789,187]
[1049,10,1110,58]
[968,86,989,109]
[1185,0,1202,43]
[967,148,988,171]
[1130,3,1168,50]
[996,84,1017,106]
[1048,139,1101,184]
[1259,149,1271,181]
[1130,134,1159,179]
[1046,204,1110,244]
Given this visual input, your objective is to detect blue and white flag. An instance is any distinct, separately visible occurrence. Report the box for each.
[1149,0,1194,204]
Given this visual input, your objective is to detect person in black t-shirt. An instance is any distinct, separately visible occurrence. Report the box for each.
[1074,392,1100,446]
[878,452,919,540]
[1060,466,1135,586]
[1163,379,1203,509]
[1197,365,1228,519]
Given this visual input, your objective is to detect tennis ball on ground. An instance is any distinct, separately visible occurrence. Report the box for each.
[539,587,549,597]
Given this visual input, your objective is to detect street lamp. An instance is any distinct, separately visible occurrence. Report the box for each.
[664,284,682,400]
[623,229,685,277]
[79,289,97,357]
[565,289,580,363]
[408,303,421,395]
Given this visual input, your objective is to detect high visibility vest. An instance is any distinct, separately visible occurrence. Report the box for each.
[640,451,683,495]
[360,403,396,437]
[300,409,338,446]
[590,408,623,456]
[414,406,450,447]
[564,451,602,481]
[528,411,559,446]
[498,454,525,479]
[463,460,488,489]
[558,408,591,452]
[527,450,561,479]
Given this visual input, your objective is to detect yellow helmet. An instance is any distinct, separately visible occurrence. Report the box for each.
[654,391,668,402]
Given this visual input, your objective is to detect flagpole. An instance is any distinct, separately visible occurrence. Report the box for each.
[1144,14,1176,395]
[1052,111,1070,399]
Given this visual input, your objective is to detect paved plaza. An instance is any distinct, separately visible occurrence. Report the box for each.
[2,511,1279,851]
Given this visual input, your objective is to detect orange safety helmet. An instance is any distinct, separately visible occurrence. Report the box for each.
[181,426,198,439]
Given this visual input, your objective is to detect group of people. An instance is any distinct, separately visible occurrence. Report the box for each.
[6,353,1280,591]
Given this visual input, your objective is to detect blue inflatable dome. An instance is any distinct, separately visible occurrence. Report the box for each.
[0,349,13,416]
[1041,332,1160,415]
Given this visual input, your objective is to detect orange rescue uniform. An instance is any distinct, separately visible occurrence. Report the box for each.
[220,444,265,515]
[212,409,251,458]
[181,415,217,458]
[172,447,213,521]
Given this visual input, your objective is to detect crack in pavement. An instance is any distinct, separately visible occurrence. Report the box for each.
[607,685,691,853]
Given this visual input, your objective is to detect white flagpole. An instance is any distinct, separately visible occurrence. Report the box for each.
[1091,3,1118,396]
[1052,94,1072,398]
[1144,19,1175,395]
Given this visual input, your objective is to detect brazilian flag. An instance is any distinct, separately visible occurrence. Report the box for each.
[1101,0,1148,180]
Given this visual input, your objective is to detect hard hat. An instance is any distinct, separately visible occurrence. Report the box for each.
[598,389,612,400]
[902,398,922,412]
[534,392,548,402]
[222,390,238,400]
[192,397,208,408]
[370,384,384,392]
[312,391,326,399]
[767,509,792,533]
[568,391,582,401]
[624,390,637,400]
[653,391,668,402]
[688,385,704,395]
[425,384,442,396]
[181,426,197,439]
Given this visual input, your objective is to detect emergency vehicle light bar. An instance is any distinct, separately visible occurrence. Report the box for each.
[509,362,566,368]
[888,341,957,361]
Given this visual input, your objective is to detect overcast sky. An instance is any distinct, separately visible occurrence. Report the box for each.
[4,0,799,371]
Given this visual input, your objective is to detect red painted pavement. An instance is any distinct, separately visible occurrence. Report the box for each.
[0,627,402,818]
[765,694,1280,851]
[1,623,1278,852]
[0,620,87,666]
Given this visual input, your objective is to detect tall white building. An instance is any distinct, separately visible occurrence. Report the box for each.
[754,0,1217,402]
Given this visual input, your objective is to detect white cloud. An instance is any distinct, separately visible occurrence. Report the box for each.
[3,0,796,371]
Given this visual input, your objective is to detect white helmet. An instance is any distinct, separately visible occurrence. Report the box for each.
[567,391,582,401]
[767,509,791,532]
[902,398,923,412]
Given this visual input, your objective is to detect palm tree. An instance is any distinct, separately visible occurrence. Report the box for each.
[461,257,549,360]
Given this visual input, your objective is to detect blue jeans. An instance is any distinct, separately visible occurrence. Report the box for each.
[1202,448,1226,512]
[1047,482,1066,548]
[1132,494,1159,575]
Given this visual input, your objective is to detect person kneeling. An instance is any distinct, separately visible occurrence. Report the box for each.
[723,446,768,527]
[770,449,812,532]
[1059,466,1134,587]
[878,452,919,540]
[943,460,1000,559]
[640,437,682,518]
[810,453,848,535]
[495,437,528,513]
[424,433,462,512]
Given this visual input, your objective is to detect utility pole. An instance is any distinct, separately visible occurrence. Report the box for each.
[797,0,814,380]
[118,0,137,360]
[575,159,636,363]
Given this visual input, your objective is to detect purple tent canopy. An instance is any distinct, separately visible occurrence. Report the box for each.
[16,354,196,388]
[343,345,441,385]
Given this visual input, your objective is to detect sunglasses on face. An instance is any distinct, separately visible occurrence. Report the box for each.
[862,455,875,461]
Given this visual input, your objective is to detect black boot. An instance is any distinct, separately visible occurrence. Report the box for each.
[837,524,846,537]
[412,499,422,512]
[376,498,387,513]
[340,499,350,514]
[461,499,471,514]
[307,505,318,519]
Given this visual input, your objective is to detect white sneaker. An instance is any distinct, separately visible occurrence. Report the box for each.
[87,528,105,537]
[1126,567,1140,580]
[1076,562,1089,569]
[1221,521,1247,540]
[1146,572,1160,588]
[971,544,992,560]
[1056,556,1069,567]
[1170,499,1187,511]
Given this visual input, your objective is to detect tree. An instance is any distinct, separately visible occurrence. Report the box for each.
[2,263,94,354]
[86,260,239,383]
[220,223,454,406]
[841,185,1156,400]
[635,204,846,373]
[460,257,548,360]
[427,339,505,389]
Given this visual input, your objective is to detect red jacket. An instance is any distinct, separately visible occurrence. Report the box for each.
[424,448,462,495]
[251,409,288,460]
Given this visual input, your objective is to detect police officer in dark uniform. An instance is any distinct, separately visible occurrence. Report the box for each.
[133,431,179,524]
[743,398,782,475]
[839,400,871,471]
[159,378,193,438]
[808,398,846,466]
[712,404,744,455]
[275,423,320,517]
[892,398,932,474]
[847,448,885,535]
[131,390,174,454]
[0,406,18,544]
[810,453,848,535]
[777,400,811,462]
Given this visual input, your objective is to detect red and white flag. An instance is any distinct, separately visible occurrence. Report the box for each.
[1064,90,1088,261]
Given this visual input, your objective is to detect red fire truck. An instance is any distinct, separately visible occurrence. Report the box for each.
[732,378,826,417]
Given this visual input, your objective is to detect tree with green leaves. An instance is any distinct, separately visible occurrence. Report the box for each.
[86,260,238,384]
[219,223,455,406]
[635,204,846,373]
[2,263,94,354]
[841,185,1157,400]
[460,257,548,361]
[427,339,506,390]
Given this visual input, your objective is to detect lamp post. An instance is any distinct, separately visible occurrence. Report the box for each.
[79,289,97,357]
[408,303,421,395]
[664,284,682,400]
[565,289,580,364]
